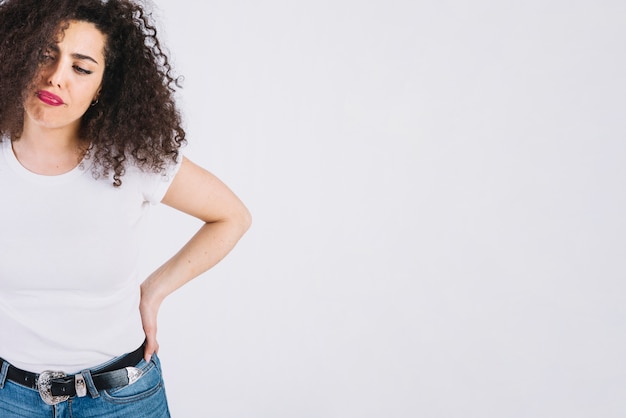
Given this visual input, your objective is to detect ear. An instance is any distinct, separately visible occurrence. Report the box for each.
[91,87,102,107]
[94,86,102,101]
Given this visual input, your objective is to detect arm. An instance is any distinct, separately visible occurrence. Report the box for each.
[140,156,252,360]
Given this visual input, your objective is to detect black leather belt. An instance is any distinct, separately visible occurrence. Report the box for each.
[1,343,145,405]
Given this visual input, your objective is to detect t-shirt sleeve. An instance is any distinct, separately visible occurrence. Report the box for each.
[140,154,184,204]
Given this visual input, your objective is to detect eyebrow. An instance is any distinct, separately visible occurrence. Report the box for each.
[47,45,100,65]
[72,53,99,65]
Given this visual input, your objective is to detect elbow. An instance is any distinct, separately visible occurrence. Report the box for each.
[236,204,252,235]
[241,206,252,233]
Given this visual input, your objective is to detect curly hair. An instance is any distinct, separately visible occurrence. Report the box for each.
[0,0,186,186]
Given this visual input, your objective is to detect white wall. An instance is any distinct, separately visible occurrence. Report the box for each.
[142,1,626,416]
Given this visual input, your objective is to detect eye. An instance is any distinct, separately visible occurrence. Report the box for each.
[40,51,55,63]
[73,65,93,75]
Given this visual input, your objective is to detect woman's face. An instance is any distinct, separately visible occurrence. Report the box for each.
[23,20,106,136]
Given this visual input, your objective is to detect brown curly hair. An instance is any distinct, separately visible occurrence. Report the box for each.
[0,0,186,186]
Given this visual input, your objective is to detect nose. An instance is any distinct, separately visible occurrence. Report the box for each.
[44,60,68,89]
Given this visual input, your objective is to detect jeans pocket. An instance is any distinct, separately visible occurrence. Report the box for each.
[100,356,164,405]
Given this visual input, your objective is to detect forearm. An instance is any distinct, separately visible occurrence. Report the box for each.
[141,218,250,306]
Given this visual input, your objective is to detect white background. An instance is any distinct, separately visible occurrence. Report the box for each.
[140,0,626,417]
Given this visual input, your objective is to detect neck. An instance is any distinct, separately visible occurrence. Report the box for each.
[13,120,88,175]
[19,118,82,152]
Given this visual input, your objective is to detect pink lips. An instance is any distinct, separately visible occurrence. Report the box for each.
[36,90,65,106]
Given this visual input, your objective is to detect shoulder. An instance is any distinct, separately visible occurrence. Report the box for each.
[120,153,184,204]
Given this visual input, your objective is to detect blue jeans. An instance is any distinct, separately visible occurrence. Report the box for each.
[0,352,170,417]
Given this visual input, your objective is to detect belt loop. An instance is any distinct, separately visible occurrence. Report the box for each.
[0,360,8,388]
[80,369,99,398]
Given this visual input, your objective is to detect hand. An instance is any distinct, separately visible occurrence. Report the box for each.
[139,284,162,362]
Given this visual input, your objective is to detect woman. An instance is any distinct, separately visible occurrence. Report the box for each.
[0,0,251,416]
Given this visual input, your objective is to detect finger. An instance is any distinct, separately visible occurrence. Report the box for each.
[142,322,158,361]
[143,336,159,362]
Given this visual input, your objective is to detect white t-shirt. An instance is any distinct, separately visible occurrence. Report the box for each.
[0,139,181,373]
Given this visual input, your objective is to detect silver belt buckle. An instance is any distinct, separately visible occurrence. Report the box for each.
[38,370,70,405]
